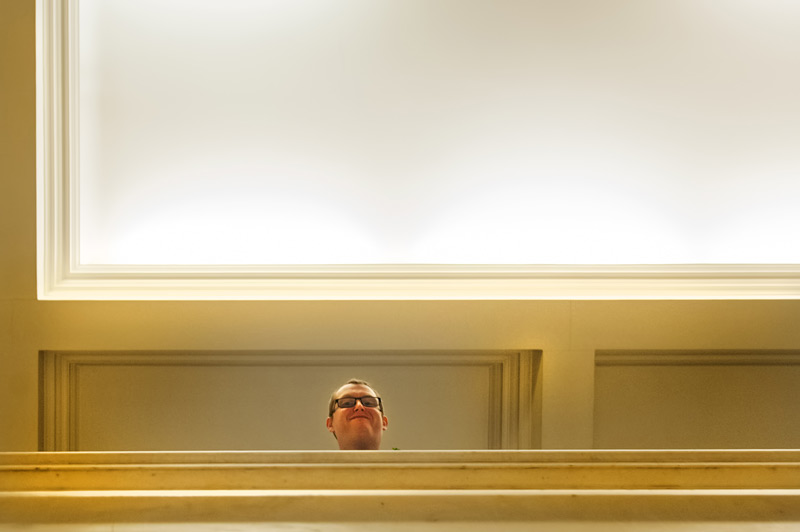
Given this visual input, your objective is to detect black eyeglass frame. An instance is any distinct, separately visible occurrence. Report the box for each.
[333,395,383,412]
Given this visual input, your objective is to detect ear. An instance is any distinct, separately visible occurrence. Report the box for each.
[326,417,335,433]
[382,415,388,431]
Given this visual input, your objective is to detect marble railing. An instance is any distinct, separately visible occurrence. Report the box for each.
[1,450,799,525]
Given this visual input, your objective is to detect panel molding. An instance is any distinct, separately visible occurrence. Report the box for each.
[596,350,800,366]
[39,350,540,451]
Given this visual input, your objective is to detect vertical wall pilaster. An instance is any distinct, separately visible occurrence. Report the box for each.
[540,349,595,449]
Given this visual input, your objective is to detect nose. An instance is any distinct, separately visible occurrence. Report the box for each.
[352,398,366,410]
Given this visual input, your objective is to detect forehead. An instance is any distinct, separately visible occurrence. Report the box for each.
[334,384,376,399]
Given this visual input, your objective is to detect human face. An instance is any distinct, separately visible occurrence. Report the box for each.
[326,383,388,450]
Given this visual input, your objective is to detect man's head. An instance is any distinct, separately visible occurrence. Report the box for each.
[326,379,388,450]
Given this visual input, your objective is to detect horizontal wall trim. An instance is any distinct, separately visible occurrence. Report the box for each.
[3,490,799,524]
[6,449,800,466]
[39,265,800,300]
[596,350,800,366]
[4,450,800,491]
[40,350,532,366]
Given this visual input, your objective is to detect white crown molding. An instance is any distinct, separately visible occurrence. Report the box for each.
[36,0,800,300]
[38,265,800,300]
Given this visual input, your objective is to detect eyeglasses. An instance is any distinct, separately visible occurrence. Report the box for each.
[334,395,382,410]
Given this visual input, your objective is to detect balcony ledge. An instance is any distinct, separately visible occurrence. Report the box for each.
[1,450,799,525]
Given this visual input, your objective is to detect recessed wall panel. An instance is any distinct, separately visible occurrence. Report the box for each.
[594,351,800,449]
[41,350,539,451]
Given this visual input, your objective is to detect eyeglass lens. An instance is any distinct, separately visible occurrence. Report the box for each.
[337,396,380,408]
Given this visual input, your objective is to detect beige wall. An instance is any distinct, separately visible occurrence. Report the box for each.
[3,0,800,452]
